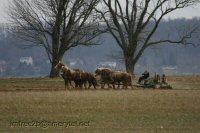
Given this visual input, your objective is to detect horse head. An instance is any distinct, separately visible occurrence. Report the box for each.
[55,61,69,70]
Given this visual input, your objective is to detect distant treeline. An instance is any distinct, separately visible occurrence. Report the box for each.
[0,18,200,76]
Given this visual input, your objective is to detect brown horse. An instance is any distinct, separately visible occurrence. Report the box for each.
[80,72,98,89]
[64,68,97,89]
[95,68,132,89]
[56,61,97,89]
[95,68,114,89]
[55,62,73,89]
[60,65,85,89]
[111,71,132,89]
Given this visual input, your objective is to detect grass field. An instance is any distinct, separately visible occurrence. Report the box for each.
[0,76,200,133]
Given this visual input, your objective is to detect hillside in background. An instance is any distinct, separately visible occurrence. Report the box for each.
[0,18,200,76]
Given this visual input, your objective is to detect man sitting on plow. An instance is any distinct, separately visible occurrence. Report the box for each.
[138,70,150,84]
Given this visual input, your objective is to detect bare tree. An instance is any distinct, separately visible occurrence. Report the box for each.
[96,0,200,74]
[8,0,101,77]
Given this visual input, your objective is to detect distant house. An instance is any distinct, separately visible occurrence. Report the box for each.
[20,57,33,65]
[162,66,178,75]
[97,61,117,69]
[68,58,84,67]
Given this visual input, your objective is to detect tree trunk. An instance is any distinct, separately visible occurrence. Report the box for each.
[49,54,63,78]
[124,56,135,75]
[49,59,59,78]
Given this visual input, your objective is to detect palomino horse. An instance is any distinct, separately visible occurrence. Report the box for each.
[55,61,97,89]
[95,67,114,89]
[55,61,73,89]
[95,68,132,89]
[111,70,132,89]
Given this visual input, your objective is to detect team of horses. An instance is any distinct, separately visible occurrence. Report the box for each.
[55,61,133,89]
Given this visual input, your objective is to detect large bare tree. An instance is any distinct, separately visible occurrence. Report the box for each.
[8,0,101,77]
[96,0,200,74]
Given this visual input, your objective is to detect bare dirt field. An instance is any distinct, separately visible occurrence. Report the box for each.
[0,76,200,133]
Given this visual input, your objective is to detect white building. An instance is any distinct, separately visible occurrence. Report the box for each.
[19,57,33,65]
[162,66,178,75]
[97,61,117,69]
[68,58,84,67]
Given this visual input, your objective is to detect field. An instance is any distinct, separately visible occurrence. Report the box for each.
[0,76,200,133]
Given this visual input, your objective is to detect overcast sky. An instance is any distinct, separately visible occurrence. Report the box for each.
[0,0,200,23]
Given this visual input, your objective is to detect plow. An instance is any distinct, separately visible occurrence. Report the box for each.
[134,74,172,89]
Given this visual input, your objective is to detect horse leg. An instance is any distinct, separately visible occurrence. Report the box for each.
[74,81,79,89]
[84,81,88,89]
[69,80,74,88]
[124,82,128,89]
[107,83,112,88]
[79,81,82,89]
[87,81,92,89]
[101,82,105,89]
[112,82,115,89]
[117,81,120,89]
[64,79,68,90]
[80,80,85,90]
[92,81,96,89]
